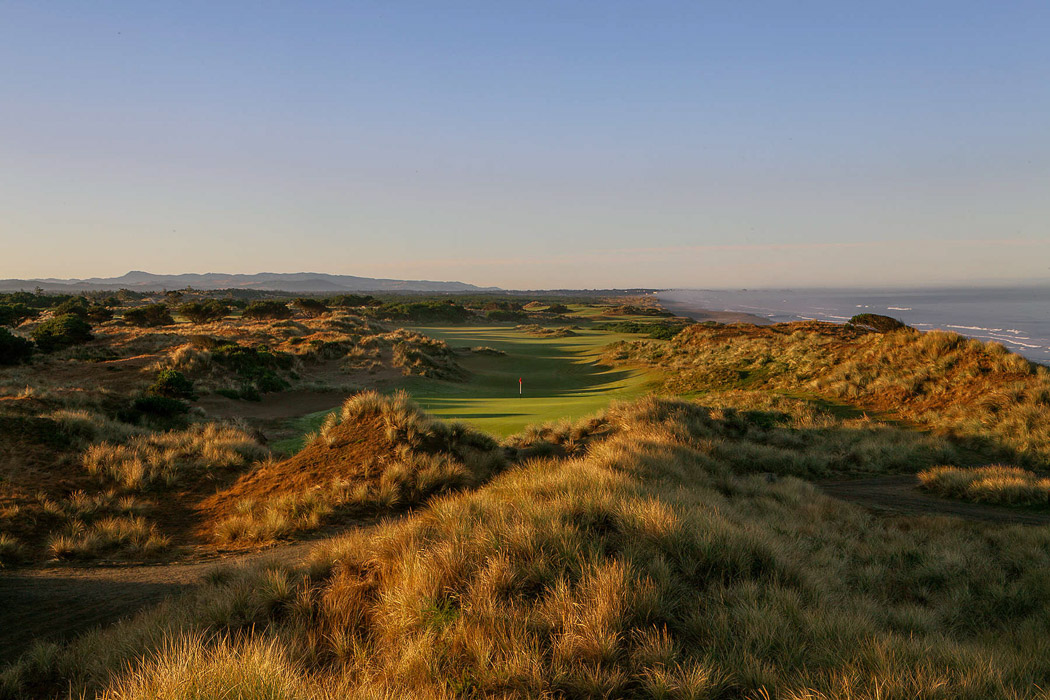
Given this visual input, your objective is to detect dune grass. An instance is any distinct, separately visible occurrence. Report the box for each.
[7,395,1050,699]
[210,391,506,545]
[920,465,1050,505]
[83,423,268,491]
[610,322,1050,464]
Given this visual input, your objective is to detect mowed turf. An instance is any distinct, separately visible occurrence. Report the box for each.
[402,325,662,435]
[275,325,661,450]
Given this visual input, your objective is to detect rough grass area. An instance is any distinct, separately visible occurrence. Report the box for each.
[920,465,1050,505]
[204,391,506,545]
[48,515,170,561]
[609,321,1050,463]
[83,424,268,491]
[7,396,1050,699]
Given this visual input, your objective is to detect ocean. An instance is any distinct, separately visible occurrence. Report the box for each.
[657,286,1050,366]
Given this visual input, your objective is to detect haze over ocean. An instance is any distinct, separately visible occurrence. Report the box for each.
[659,286,1050,365]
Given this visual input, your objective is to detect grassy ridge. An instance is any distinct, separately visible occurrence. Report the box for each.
[609,322,1050,464]
[7,395,1050,698]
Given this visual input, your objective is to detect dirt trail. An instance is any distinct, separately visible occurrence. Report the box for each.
[818,475,1050,525]
[0,539,318,665]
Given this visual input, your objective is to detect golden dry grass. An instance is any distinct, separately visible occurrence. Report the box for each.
[82,423,268,491]
[207,391,505,545]
[609,322,1050,463]
[8,396,1050,699]
[920,465,1050,505]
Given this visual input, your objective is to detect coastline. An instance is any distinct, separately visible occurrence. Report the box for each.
[656,291,772,325]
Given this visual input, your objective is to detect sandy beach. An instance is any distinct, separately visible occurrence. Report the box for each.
[656,290,771,325]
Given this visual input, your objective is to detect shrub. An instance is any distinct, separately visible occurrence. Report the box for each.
[292,298,328,318]
[848,313,907,332]
[31,314,93,351]
[0,303,35,327]
[123,304,174,327]
[53,296,90,319]
[243,301,292,320]
[86,305,114,323]
[148,370,195,399]
[129,396,190,420]
[178,300,228,324]
[368,301,474,323]
[545,303,571,314]
[211,344,293,396]
[487,309,530,322]
[0,328,33,365]
[597,321,688,340]
[330,294,378,307]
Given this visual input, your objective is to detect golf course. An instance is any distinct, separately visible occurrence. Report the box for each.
[277,324,663,450]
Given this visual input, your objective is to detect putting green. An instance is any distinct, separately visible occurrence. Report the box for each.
[401,325,662,436]
[274,325,662,450]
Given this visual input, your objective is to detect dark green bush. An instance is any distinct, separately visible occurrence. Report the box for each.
[330,294,378,307]
[368,301,474,323]
[243,301,292,320]
[487,309,530,322]
[0,328,33,365]
[482,301,524,312]
[545,303,570,314]
[0,303,36,327]
[148,369,195,399]
[123,304,174,327]
[53,297,90,319]
[848,313,908,333]
[128,395,189,419]
[293,298,329,317]
[212,343,293,396]
[31,314,93,351]
[86,305,113,323]
[178,300,229,324]
[596,321,688,340]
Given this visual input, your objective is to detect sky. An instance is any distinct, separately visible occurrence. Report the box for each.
[1,1,1048,289]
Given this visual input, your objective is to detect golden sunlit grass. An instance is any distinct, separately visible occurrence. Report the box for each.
[209,391,506,545]
[920,465,1050,505]
[82,423,268,491]
[610,321,1050,462]
[8,396,1050,699]
[48,515,171,560]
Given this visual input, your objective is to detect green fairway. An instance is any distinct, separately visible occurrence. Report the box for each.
[400,325,662,436]
[274,325,661,450]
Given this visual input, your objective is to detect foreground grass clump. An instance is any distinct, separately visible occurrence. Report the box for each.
[48,515,170,560]
[207,391,505,545]
[920,465,1050,505]
[11,396,1050,699]
[98,635,316,700]
[83,424,268,490]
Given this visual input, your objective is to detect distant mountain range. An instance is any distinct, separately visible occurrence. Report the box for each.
[0,271,498,293]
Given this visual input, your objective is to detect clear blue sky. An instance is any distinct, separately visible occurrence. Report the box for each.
[2,1,1048,288]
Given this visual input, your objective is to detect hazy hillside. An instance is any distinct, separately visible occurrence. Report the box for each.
[0,271,497,293]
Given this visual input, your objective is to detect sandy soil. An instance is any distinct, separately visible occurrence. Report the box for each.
[655,297,772,325]
[0,539,319,664]
[818,474,1050,525]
